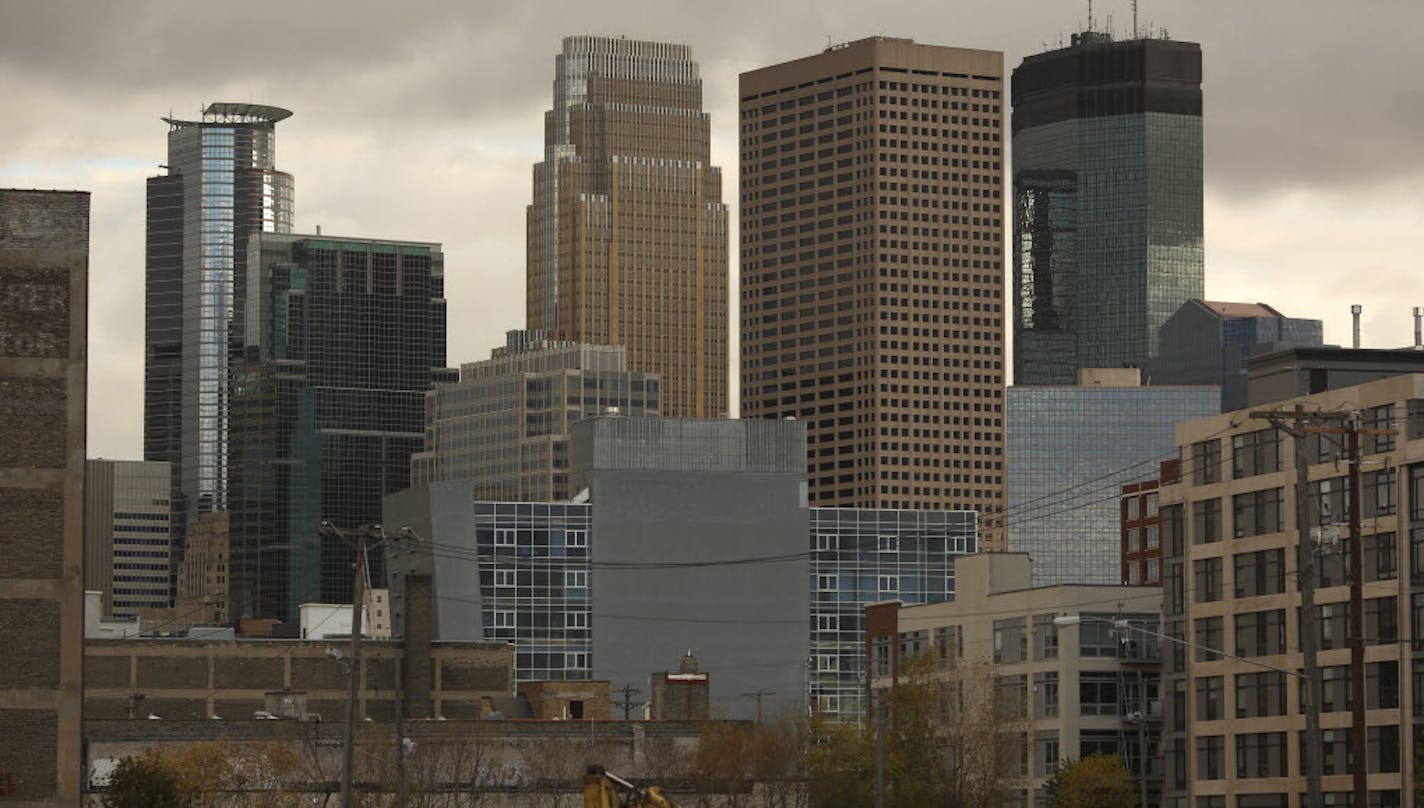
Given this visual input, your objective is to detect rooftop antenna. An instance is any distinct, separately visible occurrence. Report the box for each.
[1132,0,1139,38]
[1087,0,1094,31]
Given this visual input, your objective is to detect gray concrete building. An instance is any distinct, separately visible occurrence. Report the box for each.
[387,417,978,721]
[0,189,89,805]
[410,329,660,500]
[1154,300,1324,411]
[1005,369,1217,585]
[84,459,173,617]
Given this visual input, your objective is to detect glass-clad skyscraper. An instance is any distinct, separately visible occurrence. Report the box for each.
[1012,33,1203,383]
[527,36,728,418]
[145,103,294,550]
[228,234,448,620]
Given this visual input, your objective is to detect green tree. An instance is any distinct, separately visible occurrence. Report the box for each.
[102,750,190,808]
[1043,754,1138,808]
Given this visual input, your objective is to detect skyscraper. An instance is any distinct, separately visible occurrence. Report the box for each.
[527,36,728,418]
[1012,33,1203,384]
[145,103,294,547]
[228,233,447,620]
[740,37,1008,519]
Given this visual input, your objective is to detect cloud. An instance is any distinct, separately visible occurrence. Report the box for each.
[3,0,1422,456]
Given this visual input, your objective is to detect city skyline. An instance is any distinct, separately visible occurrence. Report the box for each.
[4,0,1424,459]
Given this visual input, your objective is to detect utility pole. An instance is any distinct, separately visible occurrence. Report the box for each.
[874,690,886,808]
[741,690,775,726]
[1250,405,1331,808]
[1346,412,1367,808]
[320,522,422,808]
[340,534,369,808]
[613,683,643,720]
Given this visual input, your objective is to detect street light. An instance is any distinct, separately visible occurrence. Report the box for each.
[318,522,421,808]
[1053,614,1318,808]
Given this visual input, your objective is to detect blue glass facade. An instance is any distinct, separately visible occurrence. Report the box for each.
[1013,36,1203,384]
[1005,384,1217,585]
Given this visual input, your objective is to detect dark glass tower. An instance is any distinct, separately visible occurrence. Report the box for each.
[229,234,449,620]
[144,103,294,556]
[1012,33,1203,384]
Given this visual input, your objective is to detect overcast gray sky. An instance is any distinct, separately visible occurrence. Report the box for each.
[3,0,1421,458]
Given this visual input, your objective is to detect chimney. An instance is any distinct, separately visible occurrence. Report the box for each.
[1414,307,1422,350]
[401,574,435,719]
[1351,305,1362,349]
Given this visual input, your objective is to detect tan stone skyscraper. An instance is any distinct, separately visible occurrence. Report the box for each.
[528,36,729,418]
[740,38,1007,523]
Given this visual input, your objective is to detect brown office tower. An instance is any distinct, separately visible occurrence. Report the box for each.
[740,38,1007,522]
[0,189,88,804]
[527,36,729,418]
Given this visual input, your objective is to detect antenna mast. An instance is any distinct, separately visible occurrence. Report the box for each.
[1132,0,1139,37]
[1087,0,1094,31]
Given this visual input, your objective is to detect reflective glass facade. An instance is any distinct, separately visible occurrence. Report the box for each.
[528,37,727,418]
[1012,36,1203,384]
[145,104,293,560]
[809,507,976,719]
[1006,383,1217,585]
[228,235,447,621]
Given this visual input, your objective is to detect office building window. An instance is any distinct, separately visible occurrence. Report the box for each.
[1032,613,1058,660]
[1194,616,1223,662]
[1232,429,1283,478]
[1234,609,1286,657]
[1192,439,1221,485]
[1195,735,1224,780]
[1080,673,1119,717]
[1193,499,1222,544]
[1234,549,1285,598]
[1235,671,1286,718]
[1194,557,1223,602]
[1232,488,1284,538]
[1034,672,1058,719]
[994,617,1027,664]
[1235,732,1287,778]
[1194,675,1222,722]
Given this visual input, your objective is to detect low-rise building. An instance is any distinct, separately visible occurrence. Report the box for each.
[867,552,1162,807]
[388,416,977,721]
[1159,372,1424,807]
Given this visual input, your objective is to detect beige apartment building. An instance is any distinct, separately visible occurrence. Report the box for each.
[1160,373,1424,808]
[527,36,728,419]
[867,553,1162,807]
[739,37,1007,521]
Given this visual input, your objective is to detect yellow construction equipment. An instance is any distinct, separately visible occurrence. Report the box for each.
[582,765,677,808]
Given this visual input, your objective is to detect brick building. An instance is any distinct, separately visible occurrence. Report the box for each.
[0,189,88,805]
